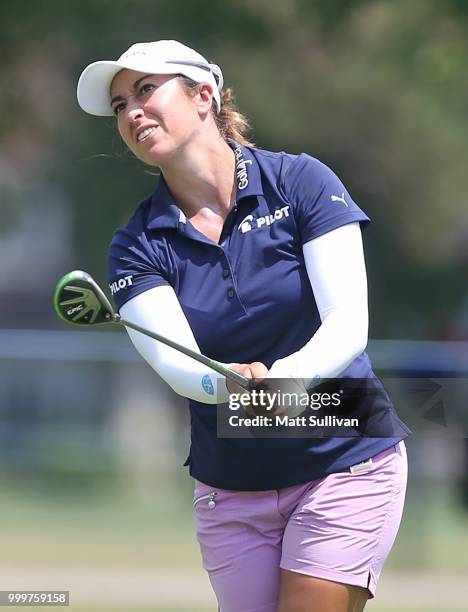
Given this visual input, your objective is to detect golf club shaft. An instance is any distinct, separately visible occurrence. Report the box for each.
[118,316,252,390]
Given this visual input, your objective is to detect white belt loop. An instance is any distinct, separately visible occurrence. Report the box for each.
[349,458,374,475]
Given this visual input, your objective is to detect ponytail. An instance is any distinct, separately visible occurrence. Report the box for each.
[215,88,254,147]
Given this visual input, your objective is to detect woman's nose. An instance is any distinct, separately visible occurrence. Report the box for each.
[127,104,144,121]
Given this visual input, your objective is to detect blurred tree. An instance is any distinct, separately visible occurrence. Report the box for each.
[1,0,468,336]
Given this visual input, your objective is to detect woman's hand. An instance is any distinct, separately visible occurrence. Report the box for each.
[226,362,268,395]
[226,362,278,416]
[227,362,307,417]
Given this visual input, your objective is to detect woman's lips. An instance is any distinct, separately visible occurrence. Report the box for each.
[136,126,157,143]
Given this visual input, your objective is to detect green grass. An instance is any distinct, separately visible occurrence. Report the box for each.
[0,484,200,567]
[382,478,468,572]
[0,478,466,612]
[1,477,462,571]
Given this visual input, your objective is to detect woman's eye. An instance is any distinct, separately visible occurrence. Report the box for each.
[139,83,156,95]
[113,102,125,116]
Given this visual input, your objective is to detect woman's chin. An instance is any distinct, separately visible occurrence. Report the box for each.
[140,141,177,167]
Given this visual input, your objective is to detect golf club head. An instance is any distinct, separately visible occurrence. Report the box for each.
[53,270,117,326]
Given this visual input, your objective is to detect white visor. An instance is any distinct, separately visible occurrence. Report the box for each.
[77,40,223,116]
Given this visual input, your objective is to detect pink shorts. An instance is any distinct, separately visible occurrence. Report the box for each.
[194,441,407,612]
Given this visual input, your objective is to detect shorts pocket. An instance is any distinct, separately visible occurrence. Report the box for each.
[193,491,218,510]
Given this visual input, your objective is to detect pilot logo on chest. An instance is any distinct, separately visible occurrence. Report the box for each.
[237,206,290,233]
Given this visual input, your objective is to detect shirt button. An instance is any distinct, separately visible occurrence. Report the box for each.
[223,269,230,278]
[227,288,235,299]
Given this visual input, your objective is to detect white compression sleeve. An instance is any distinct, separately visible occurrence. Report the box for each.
[268,222,369,385]
[120,286,230,403]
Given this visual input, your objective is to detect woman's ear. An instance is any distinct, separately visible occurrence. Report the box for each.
[196,82,214,116]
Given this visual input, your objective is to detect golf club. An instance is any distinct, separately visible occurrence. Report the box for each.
[53,270,253,391]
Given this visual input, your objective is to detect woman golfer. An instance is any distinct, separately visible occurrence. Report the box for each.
[77,40,410,612]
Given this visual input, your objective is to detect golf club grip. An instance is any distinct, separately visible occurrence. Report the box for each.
[119,317,251,390]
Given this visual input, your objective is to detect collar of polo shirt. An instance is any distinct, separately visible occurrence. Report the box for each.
[146,141,263,231]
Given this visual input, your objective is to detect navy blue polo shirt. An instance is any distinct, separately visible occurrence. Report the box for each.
[108,141,410,491]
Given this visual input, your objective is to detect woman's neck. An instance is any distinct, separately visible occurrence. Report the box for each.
[160,132,236,217]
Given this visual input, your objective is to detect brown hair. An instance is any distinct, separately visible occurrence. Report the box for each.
[178,76,255,147]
